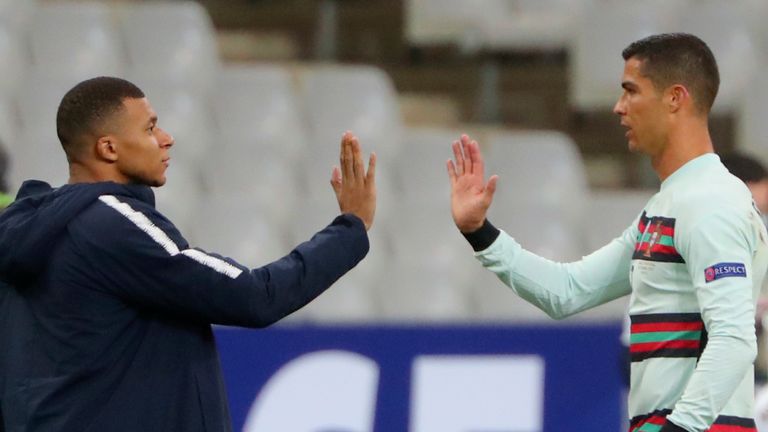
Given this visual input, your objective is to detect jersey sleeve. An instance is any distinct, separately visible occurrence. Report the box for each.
[666,209,759,431]
[70,195,369,328]
[474,222,637,319]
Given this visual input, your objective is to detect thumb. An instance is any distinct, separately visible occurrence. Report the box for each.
[485,175,498,199]
[330,166,342,198]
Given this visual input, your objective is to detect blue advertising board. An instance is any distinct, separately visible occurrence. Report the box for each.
[215,323,624,432]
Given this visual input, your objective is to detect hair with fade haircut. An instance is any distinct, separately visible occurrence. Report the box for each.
[56,76,145,161]
[622,33,720,114]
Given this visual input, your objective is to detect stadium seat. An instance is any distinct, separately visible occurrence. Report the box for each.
[736,72,768,165]
[676,0,758,114]
[9,129,69,192]
[407,0,590,52]
[0,97,17,153]
[29,3,124,82]
[301,65,403,185]
[584,189,655,252]
[747,0,768,56]
[0,20,26,100]
[202,135,300,230]
[406,0,507,50]
[569,1,679,111]
[485,130,588,233]
[395,127,460,201]
[0,0,37,31]
[191,193,291,269]
[117,1,220,96]
[289,224,390,323]
[381,199,475,321]
[214,64,306,163]
[11,76,75,190]
[477,0,592,52]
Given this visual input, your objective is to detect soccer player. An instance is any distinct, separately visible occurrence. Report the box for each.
[448,33,768,432]
[0,77,376,431]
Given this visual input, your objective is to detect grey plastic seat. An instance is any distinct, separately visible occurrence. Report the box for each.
[117,1,220,96]
[29,3,124,81]
[214,65,306,163]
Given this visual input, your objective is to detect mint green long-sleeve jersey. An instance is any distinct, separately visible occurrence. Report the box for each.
[474,154,768,432]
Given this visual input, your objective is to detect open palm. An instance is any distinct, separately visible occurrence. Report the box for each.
[447,135,498,233]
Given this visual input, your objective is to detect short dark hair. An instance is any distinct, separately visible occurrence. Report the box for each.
[622,33,719,114]
[720,153,768,184]
[56,77,145,160]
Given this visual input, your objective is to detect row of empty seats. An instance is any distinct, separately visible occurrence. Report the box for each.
[0,0,652,322]
[408,0,768,143]
[569,0,765,115]
[0,1,219,99]
[408,0,768,170]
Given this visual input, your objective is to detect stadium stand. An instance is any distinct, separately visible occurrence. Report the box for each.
[29,3,124,82]
[117,1,221,96]
[3,0,768,325]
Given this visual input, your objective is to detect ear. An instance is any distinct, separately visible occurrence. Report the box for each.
[95,135,118,162]
[667,84,690,113]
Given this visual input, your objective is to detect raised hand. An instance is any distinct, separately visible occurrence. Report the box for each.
[447,134,498,233]
[331,131,377,231]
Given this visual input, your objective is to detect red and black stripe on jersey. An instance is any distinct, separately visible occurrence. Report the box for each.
[632,211,685,263]
[629,409,756,432]
[629,313,707,362]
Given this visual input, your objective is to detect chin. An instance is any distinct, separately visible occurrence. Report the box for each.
[142,176,166,188]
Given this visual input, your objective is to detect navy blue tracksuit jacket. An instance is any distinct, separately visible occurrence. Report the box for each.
[0,181,369,431]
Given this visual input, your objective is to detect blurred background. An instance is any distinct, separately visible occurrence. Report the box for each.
[3,0,767,430]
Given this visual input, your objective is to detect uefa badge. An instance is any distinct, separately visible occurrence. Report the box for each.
[705,267,716,282]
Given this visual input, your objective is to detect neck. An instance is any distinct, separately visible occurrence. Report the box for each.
[651,115,714,181]
[68,161,127,185]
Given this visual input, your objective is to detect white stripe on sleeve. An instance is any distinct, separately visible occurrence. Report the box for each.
[181,249,243,279]
[98,195,243,279]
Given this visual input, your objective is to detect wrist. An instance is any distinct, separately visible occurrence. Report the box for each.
[461,219,500,252]
[458,220,484,233]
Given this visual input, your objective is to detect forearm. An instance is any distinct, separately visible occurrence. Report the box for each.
[242,213,370,327]
[666,333,756,431]
[472,225,632,319]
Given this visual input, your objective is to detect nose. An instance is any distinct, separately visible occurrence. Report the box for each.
[158,127,174,148]
[613,97,625,116]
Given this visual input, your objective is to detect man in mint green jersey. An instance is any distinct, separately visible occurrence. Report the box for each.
[447,33,768,432]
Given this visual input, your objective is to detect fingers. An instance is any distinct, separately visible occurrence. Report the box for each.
[340,132,353,181]
[330,166,342,198]
[365,152,377,186]
[485,174,498,199]
[446,159,457,185]
[467,139,484,177]
[452,141,464,175]
[340,131,367,184]
[460,134,472,174]
[351,134,364,183]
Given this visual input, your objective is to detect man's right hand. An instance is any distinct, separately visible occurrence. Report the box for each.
[447,134,498,233]
[331,131,376,231]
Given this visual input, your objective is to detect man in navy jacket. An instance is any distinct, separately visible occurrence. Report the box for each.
[0,77,376,431]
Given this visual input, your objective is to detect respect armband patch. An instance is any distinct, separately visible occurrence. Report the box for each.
[704,262,747,283]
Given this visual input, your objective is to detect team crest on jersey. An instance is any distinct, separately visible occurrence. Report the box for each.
[704,262,746,283]
[633,212,684,263]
